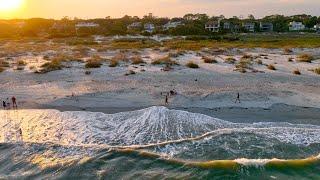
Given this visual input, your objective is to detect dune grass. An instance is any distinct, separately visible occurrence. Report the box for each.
[39,59,63,73]
[0,67,4,73]
[314,67,320,75]
[267,64,276,70]
[131,55,145,64]
[224,57,236,64]
[297,54,314,63]
[202,56,218,64]
[293,69,301,75]
[152,56,179,66]
[186,61,199,69]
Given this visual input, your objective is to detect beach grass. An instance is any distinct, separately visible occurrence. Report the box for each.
[186,61,199,68]
[297,54,314,63]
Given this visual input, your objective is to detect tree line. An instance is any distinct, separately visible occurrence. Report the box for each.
[0,14,319,38]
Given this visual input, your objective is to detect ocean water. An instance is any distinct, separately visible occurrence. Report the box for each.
[0,107,319,179]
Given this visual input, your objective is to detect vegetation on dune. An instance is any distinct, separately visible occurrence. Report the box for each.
[186,61,199,68]
[0,67,4,73]
[314,67,320,75]
[293,69,301,75]
[202,56,218,63]
[297,54,314,63]
[109,59,119,67]
[131,55,145,64]
[0,60,10,67]
[17,60,27,66]
[288,57,294,62]
[283,48,293,54]
[224,57,236,64]
[152,56,179,66]
[256,59,263,65]
[85,58,102,68]
[38,59,63,73]
[267,64,276,70]
[125,70,136,76]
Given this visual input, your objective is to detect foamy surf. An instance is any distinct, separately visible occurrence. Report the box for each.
[0,107,319,170]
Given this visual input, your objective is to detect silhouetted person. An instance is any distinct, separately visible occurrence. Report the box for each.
[2,100,6,110]
[12,96,17,109]
[235,93,241,103]
[165,95,169,105]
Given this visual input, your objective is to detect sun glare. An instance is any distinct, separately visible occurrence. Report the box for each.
[0,0,23,11]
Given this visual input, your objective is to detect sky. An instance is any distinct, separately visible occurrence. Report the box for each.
[0,0,320,19]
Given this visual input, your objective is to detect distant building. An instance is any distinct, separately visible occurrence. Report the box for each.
[127,22,142,30]
[243,22,255,32]
[75,22,99,29]
[223,22,231,30]
[163,21,184,30]
[289,21,305,31]
[314,24,320,32]
[144,23,155,33]
[205,20,220,32]
[260,22,273,32]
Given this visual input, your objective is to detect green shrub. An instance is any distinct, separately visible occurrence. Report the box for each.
[297,54,313,63]
[256,59,263,65]
[186,61,199,68]
[0,67,4,73]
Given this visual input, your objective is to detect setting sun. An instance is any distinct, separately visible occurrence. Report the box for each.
[0,0,23,11]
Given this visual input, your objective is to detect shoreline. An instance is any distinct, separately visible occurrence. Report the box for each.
[16,103,320,125]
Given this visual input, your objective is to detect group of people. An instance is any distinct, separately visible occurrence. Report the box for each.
[2,96,18,110]
[162,91,241,105]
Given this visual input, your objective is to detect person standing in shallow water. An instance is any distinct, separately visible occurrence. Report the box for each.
[235,92,241,103]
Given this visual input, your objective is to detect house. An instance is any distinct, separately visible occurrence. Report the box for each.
[243,22,255,32]
[144,23,155,33]
[223,22,231,30]
[260,22,273,32]
[289,21,305,31]
[127,22,142,30]
[75,22,99,29]
[314,24,320,32]
[205,20,220,32]
[163,21,184,30]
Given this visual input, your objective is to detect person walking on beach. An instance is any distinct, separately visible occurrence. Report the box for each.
[165,95,169,105]
[12,96,17,109]
[6,98,11,110]
[235,92,241,103]
[2,100,6,110]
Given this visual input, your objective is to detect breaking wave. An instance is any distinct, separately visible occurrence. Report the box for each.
[0,106,320,178]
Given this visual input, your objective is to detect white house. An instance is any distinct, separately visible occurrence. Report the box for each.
[289,21,305,31]
[144,23,155,33]
[75,22,99,29]
[243,22,255,32]
[127,22,142,30]
[314,24,320,31]
[205,20,220,32]
[163,21,184,30]
[223,22,231,30]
